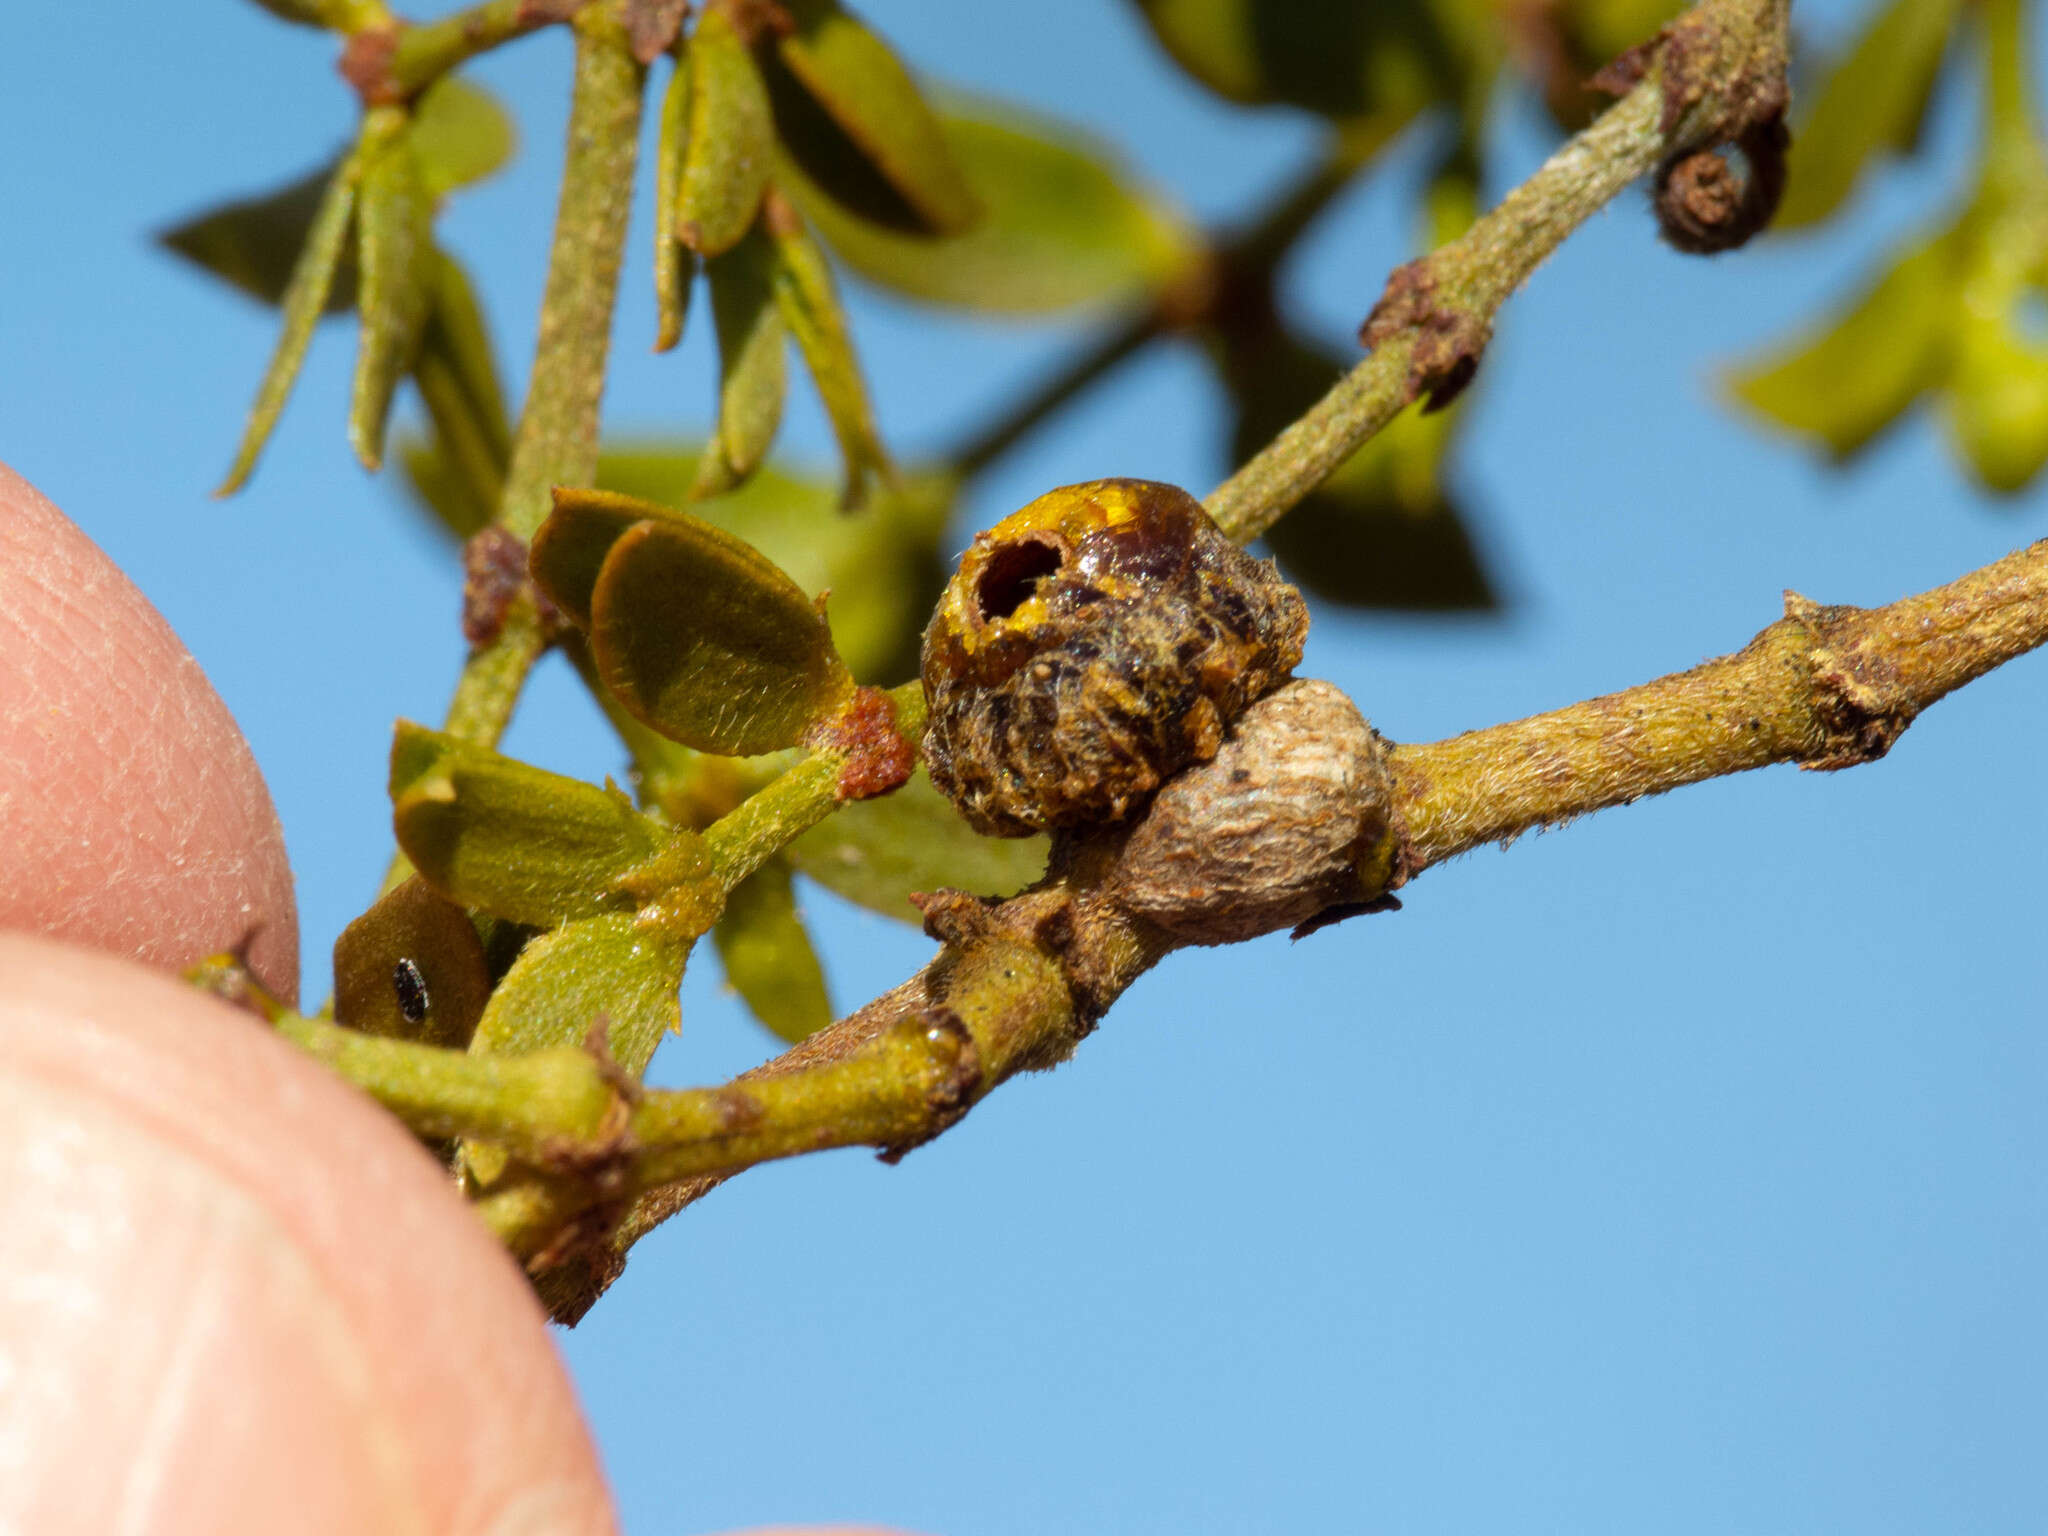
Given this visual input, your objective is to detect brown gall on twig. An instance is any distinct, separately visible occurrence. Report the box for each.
[921,479,1308,837]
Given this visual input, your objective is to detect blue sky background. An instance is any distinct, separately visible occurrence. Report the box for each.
[6,2,2046,1531]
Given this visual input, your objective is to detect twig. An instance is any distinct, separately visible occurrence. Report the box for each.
[1390,537,2048,870]
[1203,0,1792,545]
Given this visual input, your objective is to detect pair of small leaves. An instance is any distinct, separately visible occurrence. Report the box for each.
[160,77,515,492]
[533,486,855,757]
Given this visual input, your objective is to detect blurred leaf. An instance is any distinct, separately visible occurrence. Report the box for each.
[215,155,360,495]
[409,76,518,198]
[695,226,789,495]
[332,875,491,1049]
[1946,301,2048,494]
[1778,0,1964,230]
[677,6,774,256]
[783,98,1196,313]
[765,197,891,507]
[577,492,854,754]
[464,911,688,1184]
[390,721,671,926]
[160,162,359,312]
[597,448,949,681]
[400,433,493,538]
[349,117,434,470]
[1728,232,1957,459]
[653,50,694,351]
[409,248,510,528]
[1128,0,1459,128]
[712,857,833,1041]
[244,0,362,27]
[767,0,979,236]
[787,766,1046,921]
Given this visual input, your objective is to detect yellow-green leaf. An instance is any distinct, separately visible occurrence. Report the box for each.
[332,875,491,1049]
[695,226,788,496]
[654,49,694,351]
[216,154,360,495]
[463,911,688,1184]
[1946,308,2048,493]
[783,99,1196,314]
[765,198,891,507]
[469,909,685,1070]
[409,76,518,198]
[1727,232,1958,459]
[390,722,671,925]
[583,496,853,754]
[595,449,949,682]
[712,857,832,1041]
[767,0,979,236]
[1778,0,1965,230]
[787,766,1046,922]
[349,115,434,470]
[531,486,659,631]
[677,6,775,256]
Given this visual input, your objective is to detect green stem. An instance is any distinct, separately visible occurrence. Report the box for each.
[386,1,572,98]
[701,681,926,889]
[277,1013,621,1152]
[379,10,643,893]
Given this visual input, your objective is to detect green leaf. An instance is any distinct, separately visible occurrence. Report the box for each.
[695,226,789,496]
[349,115,435,470]
[1727,232,1958,459]
[530,486,657,630]
[331,875,491,1050]
[787,766,1046,921]
[409,76,518,198]
[712,857,833,1041]
[653,50,694,351]
[675,6,775,257]
[409,248,510,527]
[595,449,949,682]
[765,198,892,507]
[463,911,688,1183]
[216,154,360,495]
[766,0,979,236]
[1127,0,1459,127]
[1946,307,2048,494]
[1777,0,1964,230]
[160,162,359,313]
[782,98,1196,314]
[390,721,672,926]
[581,495,854,755]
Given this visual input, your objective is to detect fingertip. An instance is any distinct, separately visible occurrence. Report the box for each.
[0,936,617,1535]
[0,462,299,998]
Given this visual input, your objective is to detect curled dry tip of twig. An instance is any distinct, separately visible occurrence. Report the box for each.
[1654,113,1789,255]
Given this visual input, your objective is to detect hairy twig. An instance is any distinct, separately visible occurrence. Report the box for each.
[376,8,643,896]
[1390,538,2048,869]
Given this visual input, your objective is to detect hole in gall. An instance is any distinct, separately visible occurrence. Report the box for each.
[976,538,1063,621]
